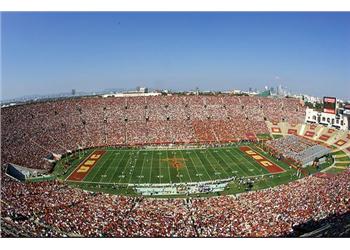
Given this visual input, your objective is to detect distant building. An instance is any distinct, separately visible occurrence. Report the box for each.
[136,86,148,93]
[305,107,349,130]
[303,95,321,104]
[101,86,157,97]
[258,90,271,97]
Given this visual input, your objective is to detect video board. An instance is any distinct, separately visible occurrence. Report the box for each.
[323,97,336,114]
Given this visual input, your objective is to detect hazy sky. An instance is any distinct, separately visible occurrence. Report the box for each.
[1,12,350,100]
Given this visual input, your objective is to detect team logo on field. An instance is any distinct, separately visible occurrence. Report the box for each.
[161,157,187,169]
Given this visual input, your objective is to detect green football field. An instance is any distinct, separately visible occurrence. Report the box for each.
[61,144,293,185]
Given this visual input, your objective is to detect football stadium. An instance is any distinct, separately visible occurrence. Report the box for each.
[1,94,350,237]
[1,10,350,240]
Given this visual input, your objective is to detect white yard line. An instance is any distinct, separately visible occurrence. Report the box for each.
[206,149,234,178]
[179,150,194,183]
[148,151,154,183]
[186,149,205,181]
[115,150,136,184]
[107,151,128,183]
[187,151,210,181]
[88,151,115,182]
[138,152,147,184]
[126,150,140,184]
[222,149,259,176]
[158,151,162,184]
[193,150,217,181]
[165,150,173,184]
[210,149,245,176]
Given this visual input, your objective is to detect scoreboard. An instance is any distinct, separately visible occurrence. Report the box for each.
[323,96,337,114]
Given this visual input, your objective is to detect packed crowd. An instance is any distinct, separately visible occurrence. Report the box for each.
[1,168,349,237]
[1,95,305,169]
[265,135,330,165]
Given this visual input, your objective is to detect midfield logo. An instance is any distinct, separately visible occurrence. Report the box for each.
[161,157,187,169]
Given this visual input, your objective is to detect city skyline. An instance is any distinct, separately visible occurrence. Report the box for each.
[1,12,350,100]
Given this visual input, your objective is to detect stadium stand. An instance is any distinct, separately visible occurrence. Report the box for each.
[266,135,331,166]
[1,167,349,237]
[2,94,350,238]
[1,95,305,170]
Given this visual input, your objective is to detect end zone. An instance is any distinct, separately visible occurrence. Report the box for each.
[66,150,106,181]
[239,146,285,174]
